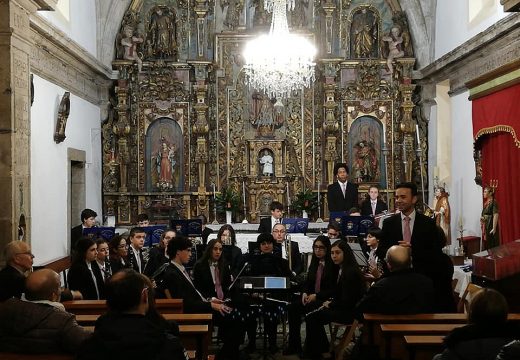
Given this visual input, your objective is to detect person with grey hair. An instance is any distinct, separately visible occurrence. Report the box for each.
[0,240,34,301]
[355,245,434,317]
[0,269,91,354]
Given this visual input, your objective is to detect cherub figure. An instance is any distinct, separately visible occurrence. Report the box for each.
[382,26,405,74]
[121,26,143,72]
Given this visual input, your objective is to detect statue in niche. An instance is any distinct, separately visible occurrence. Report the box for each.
[121,26,143,72]
[146,6,177,59]
[152,136,177,190]
[351,8,378,58]
[381,26,405,74]
[221,0,244,30]
[250,92,284,137]
[289,0,308,28]
[251,0,269,26]
[390,11,414,57]
[259,149,274,176]
[353,140,377,182]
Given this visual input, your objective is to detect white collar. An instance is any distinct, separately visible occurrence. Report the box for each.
[400,210,416,221]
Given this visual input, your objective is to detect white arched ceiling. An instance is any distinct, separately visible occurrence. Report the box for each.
[96,0,131,68]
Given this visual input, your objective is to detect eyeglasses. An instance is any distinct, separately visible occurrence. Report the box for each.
[313,245,326,250]
[16,251,35,258]
[273,229,286,234]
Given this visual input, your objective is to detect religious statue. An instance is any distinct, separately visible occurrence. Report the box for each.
[153,138,176,189]
[382,26,405,74]
[221,0,244,30]
[351,8,377,58]
[353,141,377,182]
[433,186,451,245]
[259,150,274,176]
[54,91,70,144]
[121,26,143,72]
[481,185,500,249]
[250,92,283,137]
[147,7,177,59]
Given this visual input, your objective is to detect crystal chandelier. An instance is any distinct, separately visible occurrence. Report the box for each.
[243,0,316,99]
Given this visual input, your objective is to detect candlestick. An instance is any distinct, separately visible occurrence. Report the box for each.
[242,180,246,207]
[286,182,291,206]
[317,180,320,203]
[415,124,421,146]
[402,141,406,160]
[212,183,216,199]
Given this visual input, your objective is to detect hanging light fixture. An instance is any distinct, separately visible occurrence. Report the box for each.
[243,0,317,99]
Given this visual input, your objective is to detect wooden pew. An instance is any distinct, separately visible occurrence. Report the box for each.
[404,335,444,360]
[63,298,183,315]
[76,313,213,326]
[380,323,462,360]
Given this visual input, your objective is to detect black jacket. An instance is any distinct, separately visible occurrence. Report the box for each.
[67,261,105,300]
[304,259,338,302]
[193,260,232,300]
[360,198,388,216]
[273,241,303,275]
[327,181,358,213]
[0,265,26,301]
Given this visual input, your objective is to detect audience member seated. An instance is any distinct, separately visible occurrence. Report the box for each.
[161,235,243,360]
[77,269,188,360]
[304,240,366,360]
[0,240,34,301]
[216,224,243,276]
[0,269,91,354]
[433,288,519,360]
[68,237,105,300]
[109,234,130,274]
[285,235,338,355]
[145,228,176,278]
[355,245,434,317]
[71,208,97,254]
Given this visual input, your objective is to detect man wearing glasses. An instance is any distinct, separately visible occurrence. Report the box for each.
[0,240,34,301]
[272,223,303,276]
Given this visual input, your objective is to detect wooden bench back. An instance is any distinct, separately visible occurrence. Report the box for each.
[63,298,183,315]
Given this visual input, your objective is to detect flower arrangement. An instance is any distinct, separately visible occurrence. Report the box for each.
[215,187,240,213]
[292,188,318,213]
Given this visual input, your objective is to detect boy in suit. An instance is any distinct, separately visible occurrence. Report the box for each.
[360,185,388,216]
[258,201,284,234]
[327,163,358,213]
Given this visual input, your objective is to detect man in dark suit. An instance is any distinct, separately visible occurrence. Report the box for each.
[70,208,97,255]
[0,241,34,301]
[162,236,242,360]
[257,200,284,233]
[272,223,303,275]
[355,245,434,317]
[327,163,359,213]
[360,185,388,216]
[377,183,451,311]
[127,227,146,274]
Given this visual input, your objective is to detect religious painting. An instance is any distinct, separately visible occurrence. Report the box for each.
[349,7,379,59]
[348,116,384,185]
[145,117,184,192]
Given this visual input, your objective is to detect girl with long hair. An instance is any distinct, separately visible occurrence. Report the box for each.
[68,237,105,300]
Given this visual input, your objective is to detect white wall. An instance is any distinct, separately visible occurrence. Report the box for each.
[435,0,507,59]
[449,92,483,242]
[38,0,97,57]
[31,75,102,265]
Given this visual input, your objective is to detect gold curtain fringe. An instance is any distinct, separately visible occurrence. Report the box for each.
[474,125,520,149]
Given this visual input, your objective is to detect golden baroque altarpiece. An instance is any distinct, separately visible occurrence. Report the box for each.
[103,0,427,225]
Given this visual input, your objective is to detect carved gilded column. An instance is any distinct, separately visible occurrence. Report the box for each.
[190,61,211,217]
[0,0,56,260]
[321,60,340,183]
[398,59,416,183]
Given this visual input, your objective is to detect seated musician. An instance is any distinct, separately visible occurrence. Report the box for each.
[304,240,366,360]
[144,228,176,278]
[216,224,243,277]
[108,234,130,275]
[363,227,384,281]
[245,233,293,354]
[193,238,231,302]
[68,237,105,300]
[161,235,243,360]
[285,235,338,355]
[271,223,303,276]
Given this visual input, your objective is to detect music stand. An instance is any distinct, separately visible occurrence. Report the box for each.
[83,227,115,241]
[340,215,374,238]
[282,218,309,234]
[329,211,347,224]
[347,242,368,268]
[170,219,203,237]
[142,225,167,247]
[247,241,260,255]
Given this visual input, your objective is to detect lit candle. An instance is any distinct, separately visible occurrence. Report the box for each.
[242,180,246,207]
[415,124,421,146]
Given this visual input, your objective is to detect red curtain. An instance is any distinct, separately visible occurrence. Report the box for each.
[473,83,520,244]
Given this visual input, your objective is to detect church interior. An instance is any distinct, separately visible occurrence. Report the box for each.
[1,0,520,358]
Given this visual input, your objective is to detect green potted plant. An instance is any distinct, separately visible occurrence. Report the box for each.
[215,187,240,224]
[292,188,318,218]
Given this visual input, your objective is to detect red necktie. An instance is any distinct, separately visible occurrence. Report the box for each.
[214,265,224,300]
[315,262,324,293]
[403,216,412,244]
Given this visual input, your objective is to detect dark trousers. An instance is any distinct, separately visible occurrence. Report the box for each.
[304,308,352,357]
